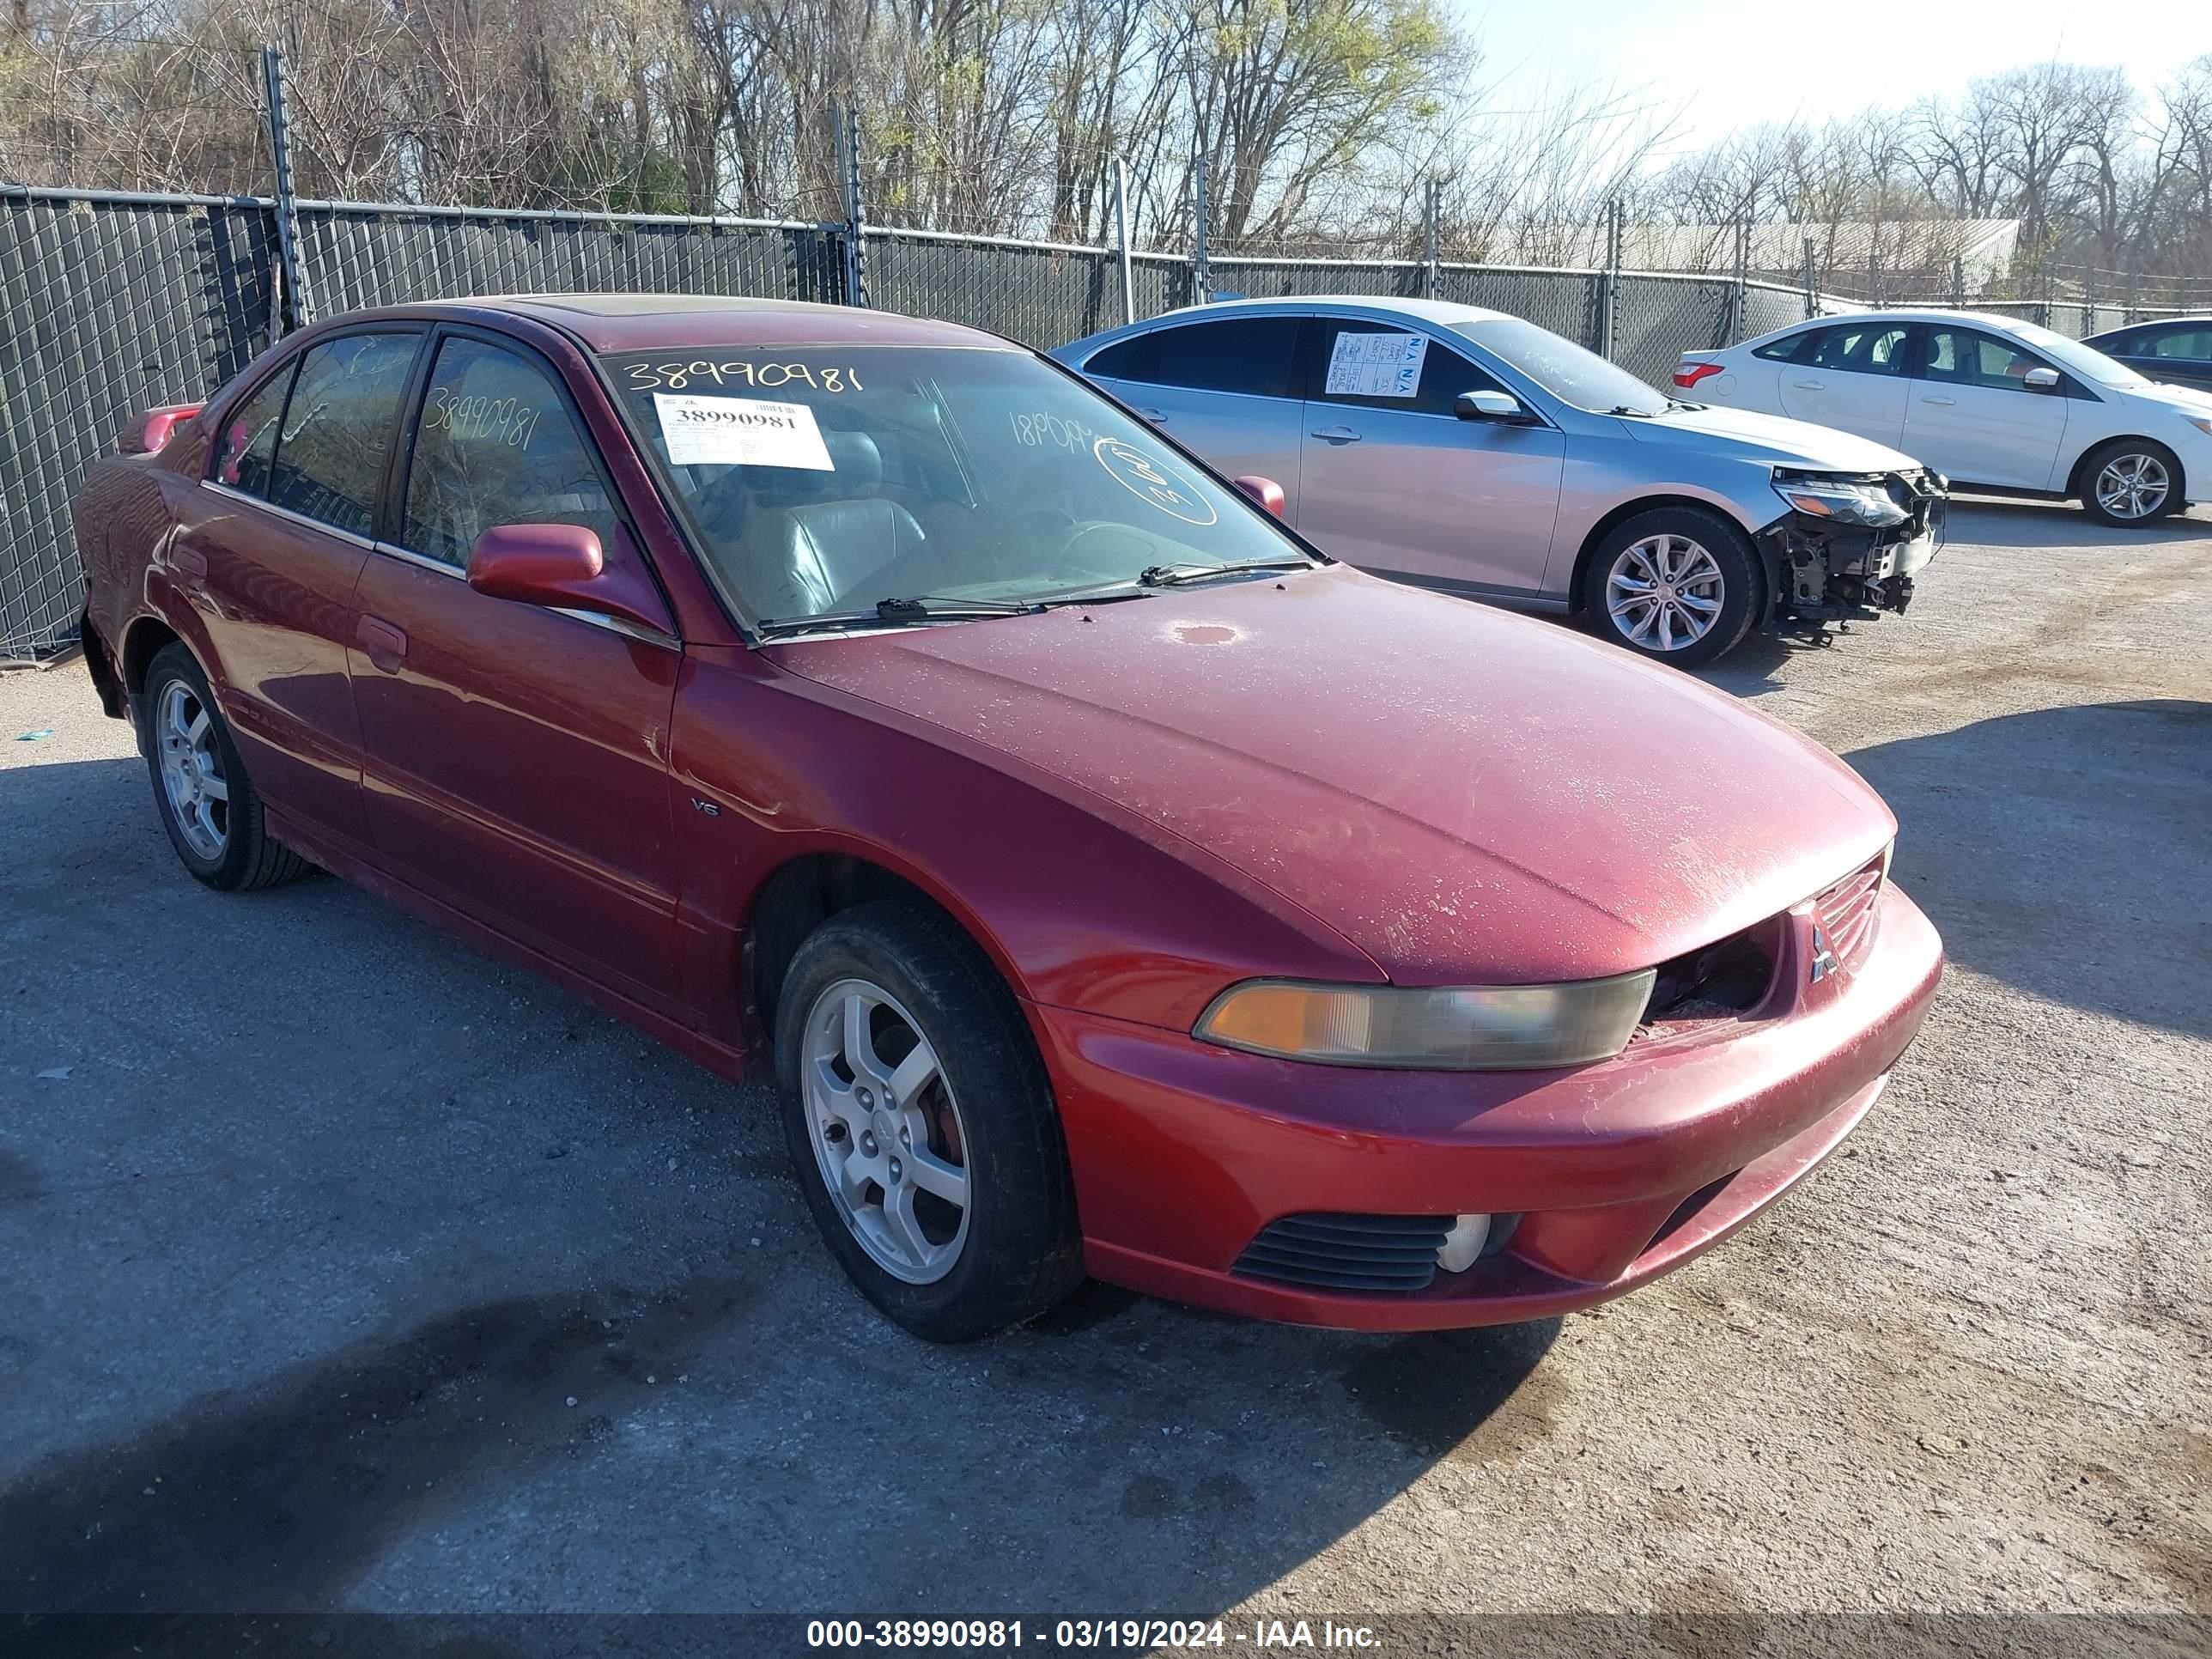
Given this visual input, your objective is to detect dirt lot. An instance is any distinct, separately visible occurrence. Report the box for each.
[1,500,2207,1640]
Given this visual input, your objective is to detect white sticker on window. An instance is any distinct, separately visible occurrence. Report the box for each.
[654,393,834,470]
[1325,331,1429,398]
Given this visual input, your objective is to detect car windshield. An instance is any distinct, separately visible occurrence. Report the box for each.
[599,345,1314,629]
[2006,321,2148,390]
[1452,316,1671,416]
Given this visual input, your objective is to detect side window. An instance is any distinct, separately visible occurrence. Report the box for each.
[267,332,422,536]
[210,362,295,496]
[1806,322,1911,376]
[402,336,618,568]
[1311,321,1501,416]
[1141,317,1302,398]
[1753,331,1812,362]
[1083,334,1157,380]
[1923,327,2051,392]
[2151,327,2212,363]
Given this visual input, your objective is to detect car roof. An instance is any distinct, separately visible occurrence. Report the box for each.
[2085,313,2212,337]
[344,294,1018,355]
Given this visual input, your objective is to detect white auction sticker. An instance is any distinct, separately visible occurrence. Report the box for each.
[654,393,834,470]
[1325,330,1428,398]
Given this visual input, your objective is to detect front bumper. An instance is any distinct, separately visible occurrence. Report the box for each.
[1758,471,1948,629]
[1031,883,1943,1331]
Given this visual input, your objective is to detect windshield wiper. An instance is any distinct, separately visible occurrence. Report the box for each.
[1137,557,1310,587]
[1608,404,1657,417]
[758,594,1044,637]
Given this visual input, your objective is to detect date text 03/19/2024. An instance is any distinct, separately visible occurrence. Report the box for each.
[805,1620,1384,1650]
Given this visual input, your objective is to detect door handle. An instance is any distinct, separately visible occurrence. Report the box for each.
[1136,406,1168,423]
[1791,379,1826,390]
[1310,425,1363,443]
[356,616,408,674]
[1919,395,1957,407]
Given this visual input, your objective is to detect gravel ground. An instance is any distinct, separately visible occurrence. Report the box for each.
[0,500,2206,1640]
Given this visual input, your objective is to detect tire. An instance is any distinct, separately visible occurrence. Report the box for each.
[2077,439,2183,527]
[1582,506,1759,667]
[774,899,1084,1341]
[136,643,313,891]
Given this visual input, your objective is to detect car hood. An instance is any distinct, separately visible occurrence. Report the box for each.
[2125,379,2212,419]
[1625,402,1924,473]
[771,568,1896,986]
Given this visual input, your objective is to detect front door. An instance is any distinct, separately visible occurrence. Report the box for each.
[178,328,425,846]
[1774,319,1915,448]
[1905,325,2073,490]
[348,328,687,1012]
[1293,318,1565,597]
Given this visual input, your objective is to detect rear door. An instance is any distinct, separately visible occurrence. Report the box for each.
[1293,316,1565,596]
[1774,319,1915,447]
[178,327,425,847]
[347,325,687,1012]
[1087,314,1308,514]
[1905,325,2074,489]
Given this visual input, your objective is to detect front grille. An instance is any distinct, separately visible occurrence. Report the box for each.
[1814,855,1886,966]
[1232,1212,1453,1293]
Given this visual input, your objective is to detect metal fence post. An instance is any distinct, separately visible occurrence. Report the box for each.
[1726,217,1747,343]
[1951,254,1966,307]
[837,106,868,308]
[1191,150,1210,305]
[260,45,313,332]
[1802,236,1817,319]
[1597,198,1620,361]
[1422,178,1439,301]
[1113,157,1135,325]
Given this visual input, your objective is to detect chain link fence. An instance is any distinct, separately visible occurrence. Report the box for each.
[2,183,2203,662]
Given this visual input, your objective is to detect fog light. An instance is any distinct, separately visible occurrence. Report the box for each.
[1436,1212,1492,1274]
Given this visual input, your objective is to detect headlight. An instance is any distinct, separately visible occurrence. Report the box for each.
[1773,470,1911,527]
[1194,971,1656,1070]
[2186,416,2212,440]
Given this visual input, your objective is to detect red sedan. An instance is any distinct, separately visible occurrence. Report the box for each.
[73,295,1943,1341]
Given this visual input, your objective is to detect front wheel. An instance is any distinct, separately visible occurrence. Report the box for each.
[2079,440,2182,527]
[1583,507,1759,666]
[774,900,1084,1341]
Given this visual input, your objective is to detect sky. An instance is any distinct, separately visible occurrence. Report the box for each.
[1462,0,2212,156]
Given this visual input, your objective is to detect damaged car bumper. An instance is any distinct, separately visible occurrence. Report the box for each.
[1758,468,1948,630]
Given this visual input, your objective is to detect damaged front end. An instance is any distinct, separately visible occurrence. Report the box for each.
[1757,468,1946,637]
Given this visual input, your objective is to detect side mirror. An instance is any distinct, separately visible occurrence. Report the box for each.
[2022,366,2061,390]
[1233,475,1286,518]
[466,522,673,639]
[1455,389,1530,422]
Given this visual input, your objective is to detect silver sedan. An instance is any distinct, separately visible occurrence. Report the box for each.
[1054,297,1946,665]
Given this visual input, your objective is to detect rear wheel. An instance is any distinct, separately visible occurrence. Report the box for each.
[137,643,312,890]
[774,899,1084,1341]
[2078,439,2181,527]
[1583,507,1759,666]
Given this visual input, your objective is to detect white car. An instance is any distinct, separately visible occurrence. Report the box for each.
[1676,309,2212,527]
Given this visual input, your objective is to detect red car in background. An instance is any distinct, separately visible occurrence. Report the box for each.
[73,295,1943,1341]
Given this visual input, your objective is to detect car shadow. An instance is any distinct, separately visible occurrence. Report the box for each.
[0,757,1564,1624]
[1845,699,2212,1041]
[1943,496,2209,550]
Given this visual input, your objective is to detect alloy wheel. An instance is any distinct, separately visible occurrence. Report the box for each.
[799,976,972,1284]
[2094,453,2170,520]
[1607,534,1725,653]
[156,680,229,860]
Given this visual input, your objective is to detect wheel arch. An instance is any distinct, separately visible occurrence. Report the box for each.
[119,614,188,696]
[1565,493,1763,615]
[2065,434,2185,503]
[741,849,1024,1059]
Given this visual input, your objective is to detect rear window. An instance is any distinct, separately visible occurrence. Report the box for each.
[602,346,1311,629]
